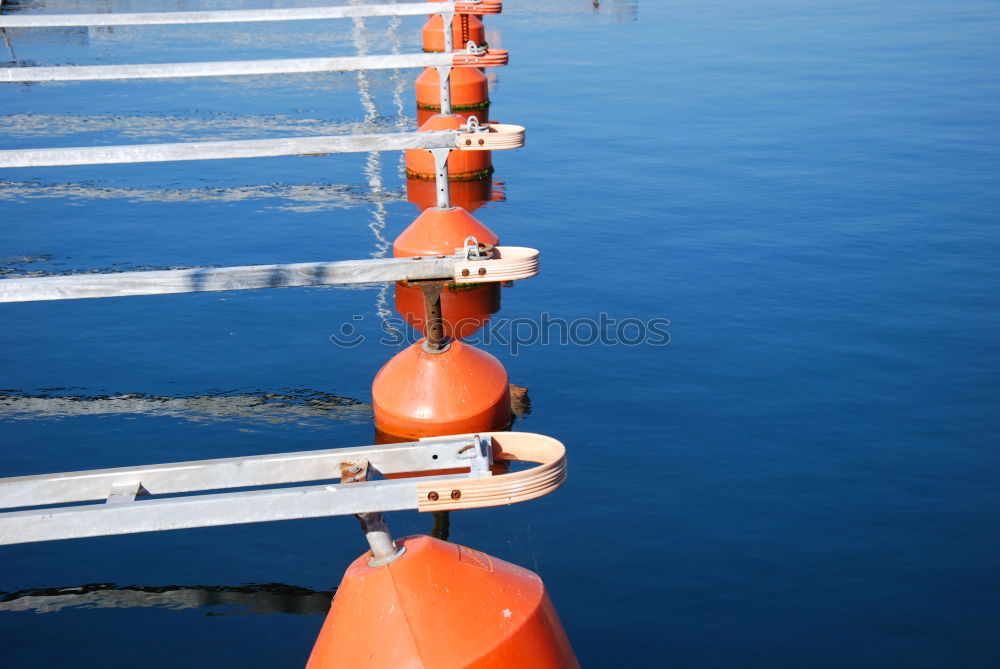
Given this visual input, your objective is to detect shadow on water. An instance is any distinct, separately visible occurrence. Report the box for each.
[0,581,335,616]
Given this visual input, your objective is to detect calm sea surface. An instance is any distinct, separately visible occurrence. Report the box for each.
[1,0,998,666]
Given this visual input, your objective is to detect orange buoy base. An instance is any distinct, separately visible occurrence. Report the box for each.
[406,114,493,181]
[372,339,511,441]
[415,67,491,127]
[306,535,580,669]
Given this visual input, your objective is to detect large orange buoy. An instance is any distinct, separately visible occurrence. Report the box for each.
[306,535,580,669]
[407,114,492,182]
[415,66,491,126]
[394,206,500,339]
[372,339,511,442]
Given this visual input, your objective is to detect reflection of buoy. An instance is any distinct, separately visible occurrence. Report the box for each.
[407,173,502,213]
[372,339,511,442]
[415,66,491,126]
[421,13,485,53]
[407,114,492,182]
[306,535,580,669]
[394,206,500,339]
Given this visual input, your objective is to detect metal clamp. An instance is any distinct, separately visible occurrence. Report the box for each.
[461,235,493,260]
[464,40,488,56]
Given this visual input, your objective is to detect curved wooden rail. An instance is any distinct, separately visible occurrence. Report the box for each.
[453,48,509,67]
[453,246,539,283]
[416,432,567,512]
[455,1,503,14]
[455,123,525,151]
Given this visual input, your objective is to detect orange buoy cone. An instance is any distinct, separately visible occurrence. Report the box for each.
[415,66,491,126]
[372,339,511,442]
[394,206,500,339]
[306,535,580,669]
[407,173,502,213]
[421,13,486,53]
[407,114,493,182]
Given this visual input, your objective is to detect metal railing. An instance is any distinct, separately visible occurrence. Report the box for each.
[0,1,483,28]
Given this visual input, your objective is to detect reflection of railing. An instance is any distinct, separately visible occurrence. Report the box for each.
[0,389,372,425]
[0,385,530,424]
[0,582,335,616]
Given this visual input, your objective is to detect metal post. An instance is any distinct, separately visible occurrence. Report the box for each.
[356,513,404,567]
[341,459,405,567]
[431,147,452,209]
[438,11,454,116]
[420,282,450,353]
[436,65,453,116]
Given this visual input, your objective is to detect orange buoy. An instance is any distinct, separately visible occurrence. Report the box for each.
[422,13,486,53]
[406,114,492,182]
[415,66,491,126]
[306,535,580,669]
[394,206,500,339]
[372,339,511,442]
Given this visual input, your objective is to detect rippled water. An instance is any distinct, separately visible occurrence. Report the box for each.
[2,0,998,667]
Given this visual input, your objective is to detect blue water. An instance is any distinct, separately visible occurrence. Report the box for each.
[2,0,999,666]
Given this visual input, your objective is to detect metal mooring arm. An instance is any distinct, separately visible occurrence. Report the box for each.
[0,1,501,28]
[0,245,538,304]
[0,123,524,168]
[0,432,566,545]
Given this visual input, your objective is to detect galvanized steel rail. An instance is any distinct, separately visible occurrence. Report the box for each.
[0,131,455,168]
[0,122,524,168]
[0,431,567,545]
[0,257,457,303]
[0,1,464,28]
[0,50,503,83]
[0,244,539,303]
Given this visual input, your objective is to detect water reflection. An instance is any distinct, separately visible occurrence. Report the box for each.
[0,386,531,426]
[0,180,405,213]
[0,389,372,426]
[0,581,334,616]
[504,0,638,24]
[0,113,401,141]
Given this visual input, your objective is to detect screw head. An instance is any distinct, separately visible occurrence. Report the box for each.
[450,490,462,500]
[427,491,440,502]
[478,267,487,276]
[462,268,470,276]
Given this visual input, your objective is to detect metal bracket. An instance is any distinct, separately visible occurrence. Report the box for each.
[430,147,453,209]
[462,235,492,260]
[465,40,487,56]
